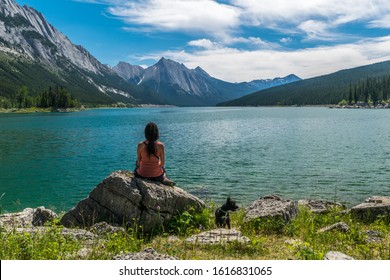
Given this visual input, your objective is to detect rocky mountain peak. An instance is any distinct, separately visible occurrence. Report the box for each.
[0,0,109,74]
[112,61,144,83]
[284,74,300,80]
[0,0,21,16]
[194,66,211,77]
[155,56,184,69]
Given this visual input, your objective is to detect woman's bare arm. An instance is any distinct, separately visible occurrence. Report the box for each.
[159,142,165,167]
[136,143,142,168]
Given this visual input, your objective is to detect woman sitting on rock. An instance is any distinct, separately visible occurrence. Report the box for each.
[134,122,175,186]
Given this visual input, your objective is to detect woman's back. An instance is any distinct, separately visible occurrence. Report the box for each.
[136,141,164,178]
[135,122,175,186]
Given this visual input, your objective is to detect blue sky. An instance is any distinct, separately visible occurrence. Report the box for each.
[15,0,390,82]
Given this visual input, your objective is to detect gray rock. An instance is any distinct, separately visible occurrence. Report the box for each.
[60,171,205,233]
[12,227,97,241]
[245,195,298,223]
[75,248,93,259]
[32,206,58,226]
[350,196,390,222]
[298,199,345,214]
[317,222,349,234]
[113,248,177,260]
[365,230,382,243]
[185,228,250,244]
[324,251,354,260]
[0,208,34,228]
[0,207,58,228]
[88,222,125,236]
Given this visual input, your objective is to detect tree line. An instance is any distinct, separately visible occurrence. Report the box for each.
[0,85,80,109]
[344,75,390,105]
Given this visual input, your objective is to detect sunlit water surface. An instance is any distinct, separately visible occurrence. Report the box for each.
[1,107,389,212]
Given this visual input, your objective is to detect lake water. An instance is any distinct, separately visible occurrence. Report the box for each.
[1,107,389,213]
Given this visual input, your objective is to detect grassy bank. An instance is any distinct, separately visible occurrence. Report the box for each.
[0,107,85,114]
[1,206,389,260]
[0,107,52,114]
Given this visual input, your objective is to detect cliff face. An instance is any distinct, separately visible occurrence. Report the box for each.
[0,0,108,73]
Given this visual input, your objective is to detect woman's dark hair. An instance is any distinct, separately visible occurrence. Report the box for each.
[144,122,159,157]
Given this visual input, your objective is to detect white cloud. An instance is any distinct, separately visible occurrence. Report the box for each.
[232,0,388,23]
[368,14,390,28]
[73,0,390,81]
[188,39,218,49]
[155,36,390,82]
[76,0,390,42]
[280,37,292,44]
[298,20,329,38]
[229,36,281,49]
[107,0,240,38]
[232,0,390,40]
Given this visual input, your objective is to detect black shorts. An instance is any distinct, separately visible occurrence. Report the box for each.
[134,168,165,183]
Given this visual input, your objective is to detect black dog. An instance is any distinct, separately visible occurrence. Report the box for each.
[215,197,239,229]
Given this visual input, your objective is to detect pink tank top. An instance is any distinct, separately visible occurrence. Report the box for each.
[137,141,164,178]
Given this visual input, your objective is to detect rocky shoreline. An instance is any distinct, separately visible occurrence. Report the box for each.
[1,171,389,260]
[330,101,390,109]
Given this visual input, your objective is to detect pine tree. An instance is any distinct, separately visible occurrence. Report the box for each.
[348,81,353,104]
[16,86,29,108]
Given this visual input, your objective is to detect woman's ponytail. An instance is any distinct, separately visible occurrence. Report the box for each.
[144,122,159,157]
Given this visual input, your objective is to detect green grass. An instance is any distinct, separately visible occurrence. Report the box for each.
[1,206,389,260]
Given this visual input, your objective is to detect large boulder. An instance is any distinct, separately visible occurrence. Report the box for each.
[245,195,298,223]
[60,171,205,233]
[350,196,390,222]
[32,206,58,226]
[0,208,34,228]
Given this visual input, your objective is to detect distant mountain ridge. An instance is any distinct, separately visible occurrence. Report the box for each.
[0,0,301,107]
[240,74,302,92]
[113,59,301,106]
[219,60,390,106]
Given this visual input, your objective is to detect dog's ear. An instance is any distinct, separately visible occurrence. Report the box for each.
[227,196,231,203]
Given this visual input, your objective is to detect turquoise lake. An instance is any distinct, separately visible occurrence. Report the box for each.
[0,107,389,213]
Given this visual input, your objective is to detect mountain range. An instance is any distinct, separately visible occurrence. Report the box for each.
[0,0,162,105]
[219,60,390,106]
[3,0,389,108]
[0,0,300,107]
[113,59,300,106]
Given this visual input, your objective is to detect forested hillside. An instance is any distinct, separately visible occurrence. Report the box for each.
[0,53,164,107]
[219,61,390,106]
[343,76,390,105]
